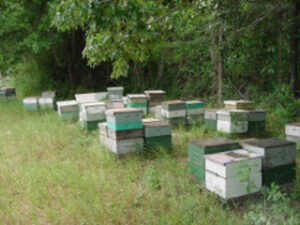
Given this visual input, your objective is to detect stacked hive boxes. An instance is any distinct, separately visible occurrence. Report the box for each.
[205,150,262,200]
[144,90,165,113]
[217,110,249,134]
[242,138,296,186]
[188,138,240,182]
[100,108,144,155]
[23,97,39,111]
[0,87,16,100]
[127,94,148,114]
[215,100,266,135]
[186,100,205,125]
[107,87,124,100]
[38,91,56,110]
[204,109,218,131]
[143,118,172,150]
[75,92,107,123]
[56,100,79,120]
[81,102,107,131]
[161,100,186,126]
[285,123,300,148]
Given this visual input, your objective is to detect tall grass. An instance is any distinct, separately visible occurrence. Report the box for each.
[0,101,299,224]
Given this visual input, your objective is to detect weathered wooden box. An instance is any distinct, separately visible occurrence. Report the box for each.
[103,136,144,155]
[144,121,171,137]
[205,150,262,200]
[263,162,296,186]
[108,128,143,140]
[38,97,55,110]
[247,110,267,135]
[56,100,79,120]
[185,100,205,115]
[161,100,186,121]
[161,100,186,111]
[106,100,124,109]
[106,108,143,131]
[285,123,300,146]
[241,138,296,168]
[81,102,106,121]
[23,97,39,111]
[224,100,254,110]
[127,94,148,114]
[204,109,218,131]
[0,87,16,100]
[188,138,240,182]
[154,105,163,120]
[217,110,249,134]
[144,90,165,107]
[107,87,124,100]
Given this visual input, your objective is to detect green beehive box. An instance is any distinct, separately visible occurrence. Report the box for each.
[263,162,296,186]
[144,135,172,150]
[188,138,240,182]
[82,119,105,131]
[204,109,218,131]
[57,100,79,121]
[106,108,143,131]
[248,121,266,135]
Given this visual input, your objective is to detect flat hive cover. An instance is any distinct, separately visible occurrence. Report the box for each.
[57,100,77,106]
[106,108,143,115]
[224,100,253,105]
[189,138,238,148]
[243,138,295,148]
[205,149,261,165]
[144,121,170,127]
[145,90,165,94]
[127,94,147,98]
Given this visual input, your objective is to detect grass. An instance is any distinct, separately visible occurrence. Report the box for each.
[0,100,299,224]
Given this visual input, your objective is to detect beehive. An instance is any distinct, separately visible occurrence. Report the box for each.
[106,108,143,131]
[204,109,218,131]
[144,121,172,150]
[23,97,39,111]
[56,100,79,120]
[224,100,254,110]
[127,94,148,114]
[106,99,124,109]
[154,105,163,120]
[247,110,266,135]
[38,91,56,110]
[80,102,107,131]
[285,123,300,147]
[242,138,296,186]
[205,150,262,200]
[188,138,240,182]
[161,100,186,126]
[144,90,165,112]
[0,87,16,100]
[186,100,205,125]
[107,87,124,100]
[217,110,248,134]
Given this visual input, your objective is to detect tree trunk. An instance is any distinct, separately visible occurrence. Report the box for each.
[217,23,224,104]
[290,2,299,94]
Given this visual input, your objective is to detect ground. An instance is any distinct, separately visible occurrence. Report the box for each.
[0,101,299,225]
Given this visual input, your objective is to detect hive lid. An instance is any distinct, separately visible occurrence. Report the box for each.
[81,102,106,107]
[144,90,165,94]
[217,109,248,115]
[107,87,124,91]
[186,100,204,104]
[75,92,108,103]
[106,108,143,115]
[224,100,253,105]
[242,138,295,148]
[205,149,261,165]
[162,100,185,105]
[56,100,78,106]
[142,118,161,123]
[287,122,300,127]
[189,138,239,148]
[143,121,170,127]
[127,94,147,99]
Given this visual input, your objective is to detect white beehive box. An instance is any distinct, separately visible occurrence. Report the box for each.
[217,110,248,134]
[38,97,55,109]
[23,97,39,110]
[286,123,300,136]
[105,137,144,155]
[144,121,171,138]
[205,149,262,200]
[154,105,163,120]
[161,109,186,118]
[241,138,296,168]
[224,100,254,110]
[56,100,79,120]
[81,102,106,121]
[107,87,124,100]
[75,92,108,104]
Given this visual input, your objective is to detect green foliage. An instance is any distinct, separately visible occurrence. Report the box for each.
[244,183,300,225]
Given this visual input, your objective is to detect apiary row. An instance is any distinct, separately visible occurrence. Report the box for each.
[23,91,56,110]
[188,137,296,200]
[204,100,266,135]
[99,108,172,155]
